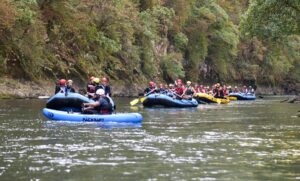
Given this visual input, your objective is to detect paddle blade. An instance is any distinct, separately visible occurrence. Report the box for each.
[140,97,146,103]
[130,98,139,106]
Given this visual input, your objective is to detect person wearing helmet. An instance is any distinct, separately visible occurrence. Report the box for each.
[174,79,185,98]
[88,77,100,98]
[66,79,76,93]
[82,89,113,114]
[182,81,196,99]
[144,81,157,96]
[55,79,67,94]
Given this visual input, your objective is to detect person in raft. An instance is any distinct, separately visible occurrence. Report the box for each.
[100,77,112,97]
[233,86,239,93]
[242,85,248,94]
[144,81,157,96]
[175,79,185,99]
[87,76,96,98]
[55,79,67,94]
[182,81,196,99]
[82,89,113,115]
[66,79,76,93]
[158,83,166,94]
[248,86,255,94]
[213,83,225,98]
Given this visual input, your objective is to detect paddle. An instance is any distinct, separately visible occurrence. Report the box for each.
[130,89,156,106]
[130,98,140,106]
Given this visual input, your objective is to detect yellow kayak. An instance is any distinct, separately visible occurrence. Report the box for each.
[194,93,230,104]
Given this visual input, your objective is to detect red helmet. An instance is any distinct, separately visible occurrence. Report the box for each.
[149,81,155,87]
[59,79,66,86]
[177,79,182,85]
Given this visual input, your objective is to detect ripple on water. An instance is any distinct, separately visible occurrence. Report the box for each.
[0,98,299,180]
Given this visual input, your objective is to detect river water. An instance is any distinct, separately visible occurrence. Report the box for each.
[0,97,299,180]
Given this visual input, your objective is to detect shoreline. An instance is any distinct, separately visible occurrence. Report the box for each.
[0,78,297,99]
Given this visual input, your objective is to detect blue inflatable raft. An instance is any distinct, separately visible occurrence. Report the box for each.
[143,94,198,108]
[228,93,256,100]
[43,108,143,123]
[46,92,94,111]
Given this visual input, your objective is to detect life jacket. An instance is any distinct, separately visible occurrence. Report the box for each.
[95,84,105,92]
[95,96,113,114]
[215,89,224,98]
[185,86,194,95]
[101,84,112,96]
[223,89,228,96]
[175,87,184,95]
[59,86,67,93]
[144,87,156,94]
[87,84,96,93]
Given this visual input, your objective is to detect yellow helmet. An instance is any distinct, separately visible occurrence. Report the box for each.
[93,78,100,84]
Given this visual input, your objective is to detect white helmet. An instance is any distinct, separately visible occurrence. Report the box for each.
[96,89,105,95]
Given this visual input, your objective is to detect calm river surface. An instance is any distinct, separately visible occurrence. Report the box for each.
[0,97,299,180]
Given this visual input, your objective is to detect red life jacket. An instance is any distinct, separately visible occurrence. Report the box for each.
[175,87,184,95]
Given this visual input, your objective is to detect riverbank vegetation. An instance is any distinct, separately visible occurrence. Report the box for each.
[0,0,299,93]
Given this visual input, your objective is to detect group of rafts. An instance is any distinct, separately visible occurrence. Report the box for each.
[43,80,256,124]
[132,81,256,107]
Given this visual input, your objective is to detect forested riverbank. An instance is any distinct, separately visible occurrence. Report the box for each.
[0,0,299,97]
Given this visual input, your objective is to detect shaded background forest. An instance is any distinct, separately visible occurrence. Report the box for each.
[0,0,299,93]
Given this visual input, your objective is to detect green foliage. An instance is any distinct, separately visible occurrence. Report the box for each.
[241,0,300,39]
[0,0,298,91]
[13,0,37,25]
[174,32,188,50]
[160,53,185,81]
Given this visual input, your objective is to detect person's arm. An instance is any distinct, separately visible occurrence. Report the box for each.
[83,101,100,110]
